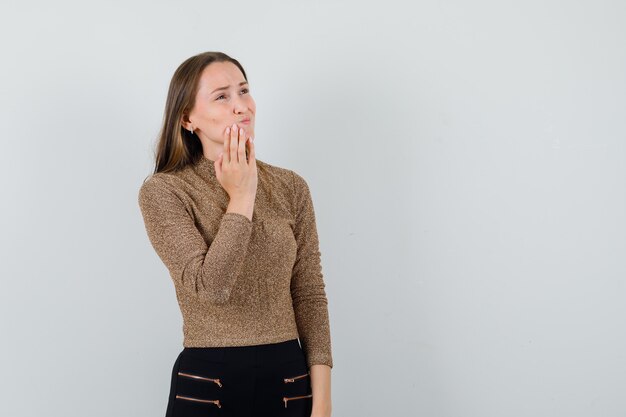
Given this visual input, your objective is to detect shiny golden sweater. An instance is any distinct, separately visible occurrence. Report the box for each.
[137,155,333,369]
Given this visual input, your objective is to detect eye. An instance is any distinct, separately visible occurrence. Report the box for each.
[216,88,249,101]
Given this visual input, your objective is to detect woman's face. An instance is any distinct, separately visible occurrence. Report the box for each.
[184,61,256,156]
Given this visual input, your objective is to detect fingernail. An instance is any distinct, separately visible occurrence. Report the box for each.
[226,127,230,134]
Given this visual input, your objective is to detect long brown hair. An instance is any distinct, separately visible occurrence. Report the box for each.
[147,51,248,177]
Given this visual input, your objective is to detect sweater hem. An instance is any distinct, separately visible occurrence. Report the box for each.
[182,332,300,348]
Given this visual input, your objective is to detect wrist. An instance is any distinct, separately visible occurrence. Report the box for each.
[226,199,254,221]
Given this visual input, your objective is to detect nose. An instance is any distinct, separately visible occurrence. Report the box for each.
[233,95,248,114]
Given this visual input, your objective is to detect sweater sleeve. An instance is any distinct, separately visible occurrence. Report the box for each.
[138,175,254,304]
[290,171,333,369]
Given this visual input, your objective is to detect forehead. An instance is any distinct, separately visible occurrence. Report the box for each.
[198,61,245,90]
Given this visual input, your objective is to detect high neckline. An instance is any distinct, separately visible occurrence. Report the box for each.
[194,154,216,178]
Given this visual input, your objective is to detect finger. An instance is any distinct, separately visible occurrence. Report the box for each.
[230,123,239,163]
[223,126,231,164]
[238,127,247,163]
[248,135,255,166]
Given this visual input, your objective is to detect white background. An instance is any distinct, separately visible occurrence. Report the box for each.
[1,1,625,416]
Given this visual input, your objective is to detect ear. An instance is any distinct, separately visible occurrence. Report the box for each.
[180,113,192,131]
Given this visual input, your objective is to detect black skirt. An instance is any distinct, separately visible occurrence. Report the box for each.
[165,338,313,417]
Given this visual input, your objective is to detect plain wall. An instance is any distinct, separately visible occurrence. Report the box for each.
[1,0,625,416]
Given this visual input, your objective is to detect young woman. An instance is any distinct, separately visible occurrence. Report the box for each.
[138,51,333,417]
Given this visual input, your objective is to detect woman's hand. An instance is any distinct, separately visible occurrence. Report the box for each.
[215,122,257,202]
[310,364,332,417]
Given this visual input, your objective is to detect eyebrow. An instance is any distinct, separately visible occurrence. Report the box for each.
[210,81,249,95]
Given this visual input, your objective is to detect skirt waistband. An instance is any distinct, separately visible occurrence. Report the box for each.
[181,338,304,365]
